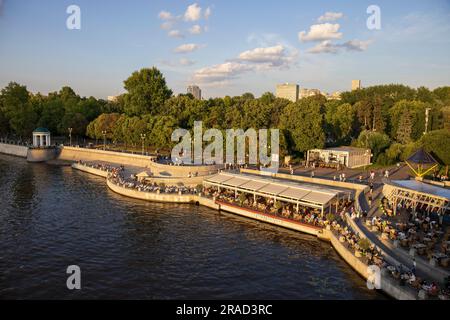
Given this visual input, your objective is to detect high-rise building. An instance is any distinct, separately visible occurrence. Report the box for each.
[299,88,322,99]
[327,91,342,100]
[187,85,202,100]
[351,80,361,91]
[275,83,299,102]
[107,95,118,102]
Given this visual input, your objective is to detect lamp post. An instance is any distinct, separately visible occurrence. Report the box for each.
[424,108,432,135]
[140,133,146,155]
[102,130,107,150]
[68,127,73,146]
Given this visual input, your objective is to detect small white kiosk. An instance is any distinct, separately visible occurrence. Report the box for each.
[32,127,51,148]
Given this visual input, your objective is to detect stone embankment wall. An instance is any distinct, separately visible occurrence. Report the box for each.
[71,163,109,177]
[27,148,57,162]
[0,143,28,158]
[58,146,157,167]
[146,161,223,177]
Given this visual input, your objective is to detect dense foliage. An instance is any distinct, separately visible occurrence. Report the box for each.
[1,67,449,164]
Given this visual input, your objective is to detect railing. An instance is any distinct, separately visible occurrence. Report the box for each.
[0,138,31,146]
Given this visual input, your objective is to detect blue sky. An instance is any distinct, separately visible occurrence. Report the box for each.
[0,0,449,99]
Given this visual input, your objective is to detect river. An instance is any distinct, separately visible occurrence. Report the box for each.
[0,154,384,299]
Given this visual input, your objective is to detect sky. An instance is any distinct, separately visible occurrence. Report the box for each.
[0,0,450,99]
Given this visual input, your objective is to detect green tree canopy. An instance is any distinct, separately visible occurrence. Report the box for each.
[417,129,450,165]
[354,130,391,161]
[123,67,173,116]
[280,96,326,155]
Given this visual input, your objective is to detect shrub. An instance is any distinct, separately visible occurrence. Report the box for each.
[358,238,371,252]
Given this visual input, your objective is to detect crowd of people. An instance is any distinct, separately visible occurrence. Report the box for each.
[432,172,449,182]
[203,185,449,299]
[363,199,450,299]
[203,186,354,229]
[77,160,123,173]
[108,170,198,195]
[373,202,449,267]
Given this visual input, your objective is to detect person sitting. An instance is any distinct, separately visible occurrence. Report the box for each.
[428,283,440,297]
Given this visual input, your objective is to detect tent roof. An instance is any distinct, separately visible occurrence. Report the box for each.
[392,180,450,200]
[204,172,352,207]
[406,148,438,165]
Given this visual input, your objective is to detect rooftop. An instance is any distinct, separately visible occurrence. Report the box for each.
[204,172,353,207]
[391,179,450,201]
[33,127,50,133]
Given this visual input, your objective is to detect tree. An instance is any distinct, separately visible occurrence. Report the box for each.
[442,106,450,130]
[354,130,390,162]
[417,130,450,165]
[280,97,326,155]
[241,92,255,100]
[37,98,65,134]
[148,115,178,149]
[396,109,413,144]
[389,100,428,141]
[325,102,357,144]
[86,113,122,140]
[60,112,88,137]
[355,100,372,130]
[123,67,173,116]
[0,108,9,136]
[0,82,38,138]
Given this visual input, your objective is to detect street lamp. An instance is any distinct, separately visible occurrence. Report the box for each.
[102,130,107,150]
[140,133,146,155]
[424,108,432,135]
[68,127,73,146]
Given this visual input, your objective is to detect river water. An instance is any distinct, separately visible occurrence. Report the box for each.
[0,154,384,299]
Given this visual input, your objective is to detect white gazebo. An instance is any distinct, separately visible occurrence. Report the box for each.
[32,127,51,148]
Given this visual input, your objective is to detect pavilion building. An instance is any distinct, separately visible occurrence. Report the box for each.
[203,172,353,216]
[32,127,51,148]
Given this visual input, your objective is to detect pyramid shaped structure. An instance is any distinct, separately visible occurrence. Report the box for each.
[405,148,439,177]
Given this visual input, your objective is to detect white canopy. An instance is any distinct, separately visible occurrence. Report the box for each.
[204,172,352,208]
[392,180,450,200]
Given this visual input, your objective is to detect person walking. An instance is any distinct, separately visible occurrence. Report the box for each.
[412,258,417,276]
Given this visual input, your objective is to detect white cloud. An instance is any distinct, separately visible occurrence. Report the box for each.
[193,62,254,83]
[168,30,185,39]
[160,21,174,30]
[161,58,196,67]
[307,41,340,54]
[238,45,297,67]
[307,39,372,54]
[205,7,212,19]
[174,43,202,54]
[341,39,372,51]
[318,12,344,22]
[158,10,173,20]
[180,58,196,66]
[184,3,202,22]
[298,23,343,42]
[192,44,298,85]
[189,25,202,34]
